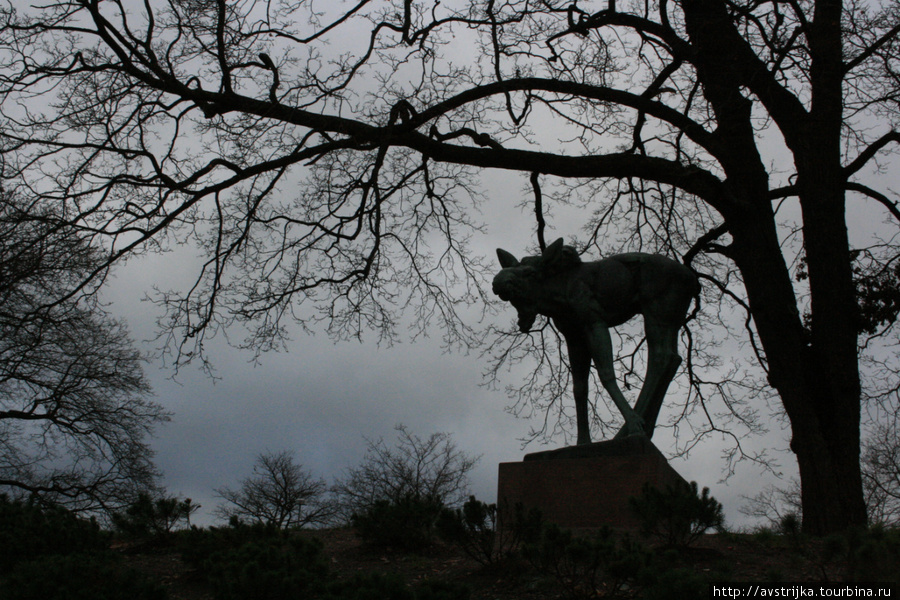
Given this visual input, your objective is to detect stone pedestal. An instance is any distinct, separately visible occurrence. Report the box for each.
[497,436,687,532]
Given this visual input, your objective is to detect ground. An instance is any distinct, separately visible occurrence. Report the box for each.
[123,527,855,600]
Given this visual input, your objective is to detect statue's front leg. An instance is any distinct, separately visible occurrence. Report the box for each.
[569,348,591,444]
[587,323,645,437]
[565,337,593,445]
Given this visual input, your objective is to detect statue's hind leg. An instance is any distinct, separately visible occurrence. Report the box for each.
[587,323,645,437]
[615,318,681,439]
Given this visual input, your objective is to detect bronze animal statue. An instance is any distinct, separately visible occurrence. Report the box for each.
[492,238,699,444]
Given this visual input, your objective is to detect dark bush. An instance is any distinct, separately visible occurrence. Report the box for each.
[523,523,647,600]
[0,553,167,600]
[322,572,414,600]
[112,492,197,541]
[351,494,444,553]
[206,536,328,600]
[411,579,471,600]
[179,521,330,600]
[849,526,900,582]
[638,566,709,600]
[628,480,724,548]
[0,495,166,599]
[178,519,284,570]
[819,525,900,582]
[0,494,109,573]
[437,496,543,565]
[322,573,470,600]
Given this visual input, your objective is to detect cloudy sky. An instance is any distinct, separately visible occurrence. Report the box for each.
[101,170,797,530]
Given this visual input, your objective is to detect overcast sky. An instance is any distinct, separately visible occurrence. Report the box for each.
[99,169,801,530]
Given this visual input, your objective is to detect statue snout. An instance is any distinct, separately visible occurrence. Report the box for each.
[492,271,515,301]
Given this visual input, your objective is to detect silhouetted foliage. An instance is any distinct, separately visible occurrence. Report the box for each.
[0,496,166,600]
[334,425,479,523]
[739,478,804,531]
[0,190,167,517]
[112,492,198,541]
[862,417,900,526]
[437,496,543,565]
[1,553,168,600]
[0,494,108,573]
[204,535,329,600]
[820,525,900,583]
[629,481,724,548]
[214,450,335,529]
[523,524,648,600]
[352,493,445,553]
[320,572,470,600]
[2,0,898,534]
[179,519,471,599]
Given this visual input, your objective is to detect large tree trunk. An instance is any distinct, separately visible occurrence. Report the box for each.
[729,200,867,535]
[684,0,865,535]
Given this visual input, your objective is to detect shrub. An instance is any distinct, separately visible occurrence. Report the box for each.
[411,579,471,600]
[204,534,330,600]
[629,480,724,548]
[322,572,414,600]
[638,566,709,600]
[179,521,331,599]
[178,519,280,569]
[819,525,900,582]
[523,524,647,600]
[112,492,197,541]
[321,573,470,600]
[351,494,444,553]
[0,553,167,600]
[0,495,109,574]
[0,496,166,600]
[333,425,479,524]
[437,496,543,565]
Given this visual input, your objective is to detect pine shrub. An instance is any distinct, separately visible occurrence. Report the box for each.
[0,553,167,600]
[0,494,109,573]
[320,572,471,600]
[628,481,724,548]
[112,493,196,541]
[523,524,647,600]
[0,496,166,600]
[437,496,542,565]
[181,522,330,600]
[351,494,444,552]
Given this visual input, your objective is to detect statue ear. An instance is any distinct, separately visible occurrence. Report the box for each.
[497,248,520,268]
[542,238,565,262]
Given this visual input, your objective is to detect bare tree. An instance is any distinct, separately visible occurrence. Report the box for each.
[214,450,335,529]
[739,479,804,531]
[862,416,900,527]
[2,0,900,533]
[333,425,480,521]
[0,191,169,516]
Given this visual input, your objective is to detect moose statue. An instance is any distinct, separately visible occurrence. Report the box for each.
[493,238,699,444]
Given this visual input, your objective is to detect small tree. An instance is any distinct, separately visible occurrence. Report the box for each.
[333,424,480,521]
[629,481,724,548]
[112,492,199,540]
[739,479,804,532]
[214,450,334,529]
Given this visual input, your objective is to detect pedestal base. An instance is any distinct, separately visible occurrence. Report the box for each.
[497,436,687,532]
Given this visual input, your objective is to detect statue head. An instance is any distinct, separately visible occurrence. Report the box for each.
[492,238,582,332]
